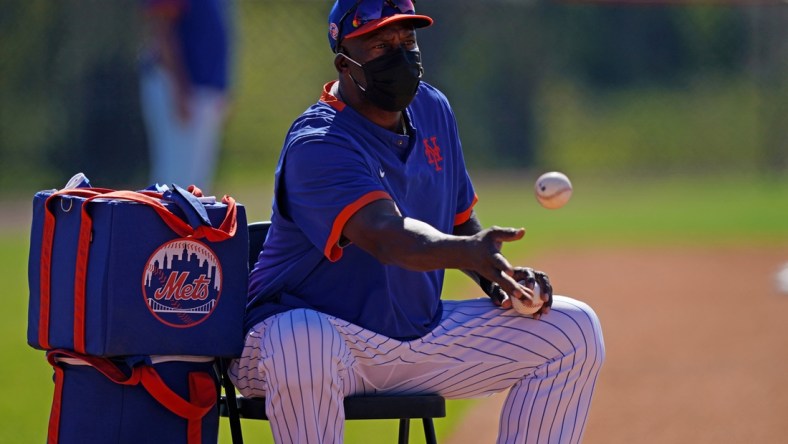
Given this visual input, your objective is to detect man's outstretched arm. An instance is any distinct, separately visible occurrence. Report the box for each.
[343,200,529,302]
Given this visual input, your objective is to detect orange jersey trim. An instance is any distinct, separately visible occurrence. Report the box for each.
[320,81,346,112]
[454,194,479,226]
[324,190,392,262]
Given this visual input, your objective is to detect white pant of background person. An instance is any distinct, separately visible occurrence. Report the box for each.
[230,296,605,444]
[140,65,227,192]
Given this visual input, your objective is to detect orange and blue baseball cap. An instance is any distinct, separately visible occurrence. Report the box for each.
[328,0,433,53]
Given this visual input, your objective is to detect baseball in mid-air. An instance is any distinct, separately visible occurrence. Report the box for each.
[776,262,788,294]
[535,171,573,209]
[511,282,543,315]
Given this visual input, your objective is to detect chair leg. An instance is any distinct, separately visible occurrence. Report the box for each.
[398,418,410,444]
[218,359,244,444]
[422,418,438,444]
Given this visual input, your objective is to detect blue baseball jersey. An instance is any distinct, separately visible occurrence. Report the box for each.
[143,0,231,90]
[244,81,478,340]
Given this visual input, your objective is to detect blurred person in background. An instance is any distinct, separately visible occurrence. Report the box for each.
[139,0,233,192]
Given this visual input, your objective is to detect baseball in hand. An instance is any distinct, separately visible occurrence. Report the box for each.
[511,282,543,315]
[535,171,573,209]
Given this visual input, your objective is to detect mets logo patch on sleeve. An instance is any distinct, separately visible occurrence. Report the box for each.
[142,239,223,328]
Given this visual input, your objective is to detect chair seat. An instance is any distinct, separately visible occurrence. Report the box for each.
[220,394,446,421]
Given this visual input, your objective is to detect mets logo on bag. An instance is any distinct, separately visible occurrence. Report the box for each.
[142,239,222,328]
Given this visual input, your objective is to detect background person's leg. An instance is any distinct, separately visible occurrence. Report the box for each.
[180,87,227,192]
[140,65,182,187]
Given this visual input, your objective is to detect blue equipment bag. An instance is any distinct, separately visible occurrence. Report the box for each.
[46,350,218,444]
[27,182,249,357]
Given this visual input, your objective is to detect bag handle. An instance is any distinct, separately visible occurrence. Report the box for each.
[138,366,217,420]
[37,188,115,350]
[82,190,238,241]
[137,368,217,444]
[46,349,141,386]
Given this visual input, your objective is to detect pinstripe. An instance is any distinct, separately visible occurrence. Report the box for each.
[327,311,344,440]
[563,299,604,444]
[537,315,575,444]
[525,377,541,442]
[317,313,331,441]
[278,315,298,443]
[549,312,585,444]
[541,347,565,443]
[301,311,315,440]
[574,363,603,441]
[567,302,600,440]
[292,312,308,441]
[230,296,604,443]
[572,317,603,442]
[514,378,533,442]
[264,319,286,444]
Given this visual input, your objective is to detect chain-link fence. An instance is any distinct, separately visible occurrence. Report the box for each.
[1,0,786,193]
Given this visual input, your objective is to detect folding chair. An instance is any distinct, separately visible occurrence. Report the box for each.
[219,221,446,444]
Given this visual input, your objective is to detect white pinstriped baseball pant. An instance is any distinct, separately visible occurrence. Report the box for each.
[230,296,605,444]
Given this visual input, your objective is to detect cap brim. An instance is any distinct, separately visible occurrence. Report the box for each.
[344,14,433,40]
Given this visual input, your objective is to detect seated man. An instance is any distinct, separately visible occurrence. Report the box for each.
[231,1,605,443]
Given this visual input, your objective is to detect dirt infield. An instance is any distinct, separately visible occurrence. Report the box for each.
[446,245,788,444]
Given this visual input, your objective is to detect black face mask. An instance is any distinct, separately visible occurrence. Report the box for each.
[343,47,423,112]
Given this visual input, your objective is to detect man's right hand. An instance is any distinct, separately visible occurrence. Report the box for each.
[466,226,532,304]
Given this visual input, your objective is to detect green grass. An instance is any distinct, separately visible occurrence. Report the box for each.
[3,173,787,442]
[0,233,54,443]
[538,78,764,175]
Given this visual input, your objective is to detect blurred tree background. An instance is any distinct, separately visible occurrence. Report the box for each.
[0,0,786,196]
